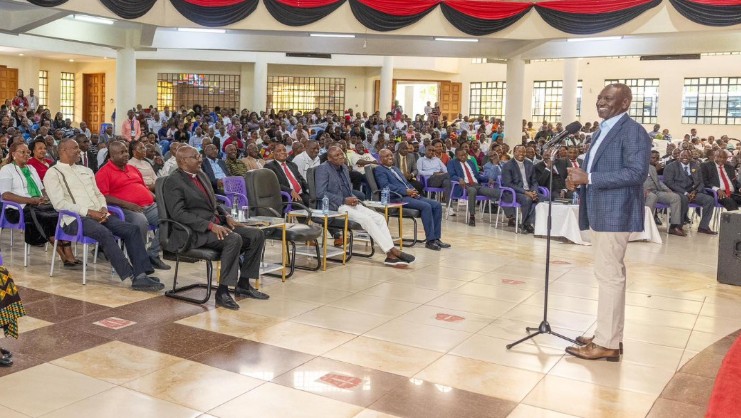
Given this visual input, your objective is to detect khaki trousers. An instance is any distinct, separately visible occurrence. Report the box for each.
[590,230,631,350]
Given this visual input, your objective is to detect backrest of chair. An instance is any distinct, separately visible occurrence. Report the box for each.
[364,165,380,201]
[223,176,248,206]
[154,177,173,249]
[0,202,23,230]
[244,168,283,216]
[306,167,318,208]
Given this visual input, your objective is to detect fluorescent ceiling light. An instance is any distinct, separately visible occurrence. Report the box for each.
[434,37,478,43]
[72,15,115,25]
[177,28,226,34]
[567,36,623,42]
[310,33,355,38]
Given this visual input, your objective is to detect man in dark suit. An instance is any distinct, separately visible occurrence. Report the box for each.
[502,145,542,233]
[164,145,268,310]
[447,147,500,227]
[701,149,741,211]
[76,134,98,173]
[394,142,423,194]
[534,148,569,199]
[201,143,228,193]
[264,144,310,206]
[315,146,414,267]
[663,150,716,234]
[565,83,651,361]
[375,149,449,251]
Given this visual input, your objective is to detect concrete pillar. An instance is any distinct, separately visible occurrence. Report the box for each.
[562,58,578,123]
[115,47,136,132]
[380,56,393,114]
[239,63,252,111]
[253,58,268,111]
[504,56,525,146]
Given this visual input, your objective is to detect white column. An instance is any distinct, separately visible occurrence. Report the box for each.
[239,63,252,111]
[380,56,393,114]
[504,56,525,146]
[562,58,578,124]
[115,47,136,133]
[253,58,268,111]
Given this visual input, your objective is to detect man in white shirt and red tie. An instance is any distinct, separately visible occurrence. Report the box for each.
[447,148,500,227]
[701,149,741,211]
[567,146,582,169]
[265,144,310,206]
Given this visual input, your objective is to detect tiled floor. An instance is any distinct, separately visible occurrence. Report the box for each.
[0,214,735,417]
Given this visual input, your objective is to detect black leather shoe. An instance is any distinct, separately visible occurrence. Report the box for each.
[468,216,476,227]
[150,257,171,270]
[654,215,663,226]
[398,252,416,264]
[235,285,270,300]
[523,224,535,233]
[435,240,451,249]
[507,218,516,227]
[425,241,441,251]
[0,355,12,367]
[0,348,11,359]
[131,274,165,292]
[215,291,240,309]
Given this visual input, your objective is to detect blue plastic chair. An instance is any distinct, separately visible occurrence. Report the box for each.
[420,175,445,202]
[50,210,100,284]
[0,200,30,267]
[494,176,522,233]
[447,182,494,222]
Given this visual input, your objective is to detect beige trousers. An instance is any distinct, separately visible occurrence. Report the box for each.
[590,230,631,350]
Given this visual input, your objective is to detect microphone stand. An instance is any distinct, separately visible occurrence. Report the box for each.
[506,145,577,350]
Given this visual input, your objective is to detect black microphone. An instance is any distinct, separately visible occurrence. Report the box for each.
[544,121,582,149]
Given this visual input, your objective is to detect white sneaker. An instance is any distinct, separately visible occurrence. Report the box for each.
[447,207,456,217]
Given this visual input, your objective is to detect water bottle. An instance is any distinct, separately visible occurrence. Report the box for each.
[571,192,579,205]
[241,206,249,221]
[381,187,390,205]
[322,195,329,215]
[231,199,239,219]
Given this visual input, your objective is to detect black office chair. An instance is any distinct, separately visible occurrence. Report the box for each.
[243,169,323,278]
[364,165,422,246]
[306,166,375,259]
[155,176,220,305]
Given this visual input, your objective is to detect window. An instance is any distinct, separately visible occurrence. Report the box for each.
[531,80,582,121]
[604,79,659,124]
[157,73,240,111]
[37,70,48,108]
[469,81,506,120]
[682,77,741,125]
[471,58,488,64]
[267,76,345,113]
[60,72,75,120]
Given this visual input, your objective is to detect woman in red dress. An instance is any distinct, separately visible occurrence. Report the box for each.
[26,139,53,181]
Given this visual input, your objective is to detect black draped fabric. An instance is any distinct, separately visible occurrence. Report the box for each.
[264,0,345,26]
[27,0,67,6]
[536,0,662,34]
[441,1,532,36]
[348,0,438,32]
[170,0,259,27]
[100,0,157,19]
[670,0,741,26]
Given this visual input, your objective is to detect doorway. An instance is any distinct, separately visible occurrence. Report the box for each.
[83,73,105,134]
[0,66,18,106]
[394,82,438,119]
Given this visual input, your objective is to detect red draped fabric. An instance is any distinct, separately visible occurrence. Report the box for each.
[353,0,439,16]
[444,1,531,19]
[536,0,658,14]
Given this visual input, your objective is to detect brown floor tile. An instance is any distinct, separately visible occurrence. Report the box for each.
[120,323,237,359]
[369,379,517,418]
[272,357,408,407]
[191,339,314,380]
[647,398,707,418]
[23,295,110,324]
[0,353,45,378]
[0,324,110,362]
[680,350,726,379]
[117,296,213,323]
[17,286,54,304]
[659,372,715,408]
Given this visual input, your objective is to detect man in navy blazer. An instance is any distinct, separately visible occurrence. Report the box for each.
[201,143,228,193]
[447,148,500,227]
[375,149,449,251]
[566,83,651,362]
[501,145,543,233]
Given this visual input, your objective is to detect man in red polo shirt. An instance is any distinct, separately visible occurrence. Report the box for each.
[96,141,170,270]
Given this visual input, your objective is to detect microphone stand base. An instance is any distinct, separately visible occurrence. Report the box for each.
[505,321,577,350]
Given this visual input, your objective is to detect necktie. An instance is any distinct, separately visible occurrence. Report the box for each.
[571,159,579,169]
[462,162,476,185]
[282,162,302,194]
[685,165,691,176]
[719,164,732,192]
[400,155,408,176]
[390,166,409,188]
[130,120,135,138]
[83,153,87,167]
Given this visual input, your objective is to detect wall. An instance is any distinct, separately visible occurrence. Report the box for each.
[268,64,370,112]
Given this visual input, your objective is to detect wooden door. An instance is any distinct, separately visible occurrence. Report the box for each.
[0,66,19,105]
[374,79,401,114]
[439,81,462,122]
[83,73,105,133]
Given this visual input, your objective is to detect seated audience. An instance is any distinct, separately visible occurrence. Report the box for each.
[447,148,501,227]
[264,144,310,206]
[293,140,321,180]
[201,143,228,193]
[701,149,741,211]
[663,150,717,234]
[416,141,451,203]
[501,145,543,233]
[27,139,53,180]
[241,143,264,170]
[128,140,157,191]
[644,155,684,236]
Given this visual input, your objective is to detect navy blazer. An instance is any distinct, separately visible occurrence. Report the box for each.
[374,164,413,201]
[446,158,487,198]
[578,114,651,232]
[201,157,228,191]
[501,158,538,194]
[314,161,353,211]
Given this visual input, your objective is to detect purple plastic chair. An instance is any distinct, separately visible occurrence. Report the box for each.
[420,175,445,202]
[494,176,522,234]
[0,200,30,267]
[447,182,494,222]
[50,210,100,284]
[223,176,249,207]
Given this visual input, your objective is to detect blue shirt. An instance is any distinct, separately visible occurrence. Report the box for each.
[483,162,502,182]
[416,156,447,177]
[208,158,226,180]
[587,112,626,174]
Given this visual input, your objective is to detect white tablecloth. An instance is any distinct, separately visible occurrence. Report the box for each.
[534,204,662,245]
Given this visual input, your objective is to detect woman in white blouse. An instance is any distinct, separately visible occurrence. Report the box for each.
[0,142,80,268]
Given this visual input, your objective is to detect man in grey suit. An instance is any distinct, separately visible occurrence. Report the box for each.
[663,150,717,235]
[565,83,651,362]
[644,153,685,237]
[501,145,543,233]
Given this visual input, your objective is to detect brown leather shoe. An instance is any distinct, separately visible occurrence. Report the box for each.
[697,227,718,235]
[668,227,686,237]
[575,335,623,354]
[565,342,620,362]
